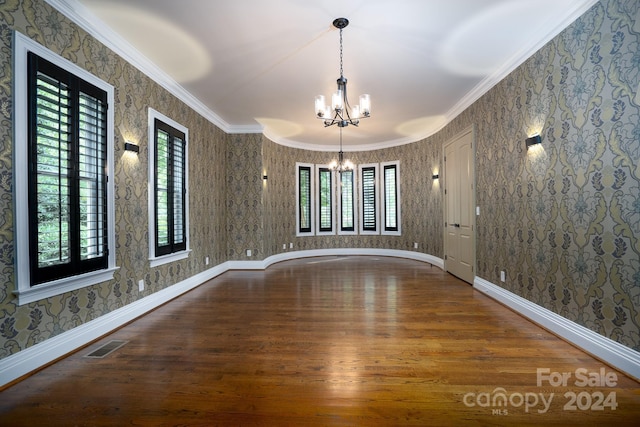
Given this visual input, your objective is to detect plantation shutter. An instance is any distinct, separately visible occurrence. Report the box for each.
[318,167,332,232]
[362,166,376,232]
[29,52,108,285]
[154,119,186,256]
[298,166,312,233]
[340,170,354,231]
[384,164,398,231]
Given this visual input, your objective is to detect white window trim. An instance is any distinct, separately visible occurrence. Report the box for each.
[381,160,401,236]
[358,163,380,235]
[148,108,191,268]
[296,162,315,237]
[315,164,336,236]
[338,169,358,236]
[12,31,117,305]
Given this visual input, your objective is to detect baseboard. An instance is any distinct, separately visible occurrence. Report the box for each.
[259,248,443,270]
[0,250,441,387]
[0,262,230,388]
[474,277,640,382]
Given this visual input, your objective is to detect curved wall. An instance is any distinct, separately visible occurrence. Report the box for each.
[260,137,444,259]
[0,0,638,383]
[230,0,640,353]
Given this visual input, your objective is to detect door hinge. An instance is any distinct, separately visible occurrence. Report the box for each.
[445,255,448,260]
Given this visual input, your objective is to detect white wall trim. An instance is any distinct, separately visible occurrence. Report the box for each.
[6,254,637,387]
[0,262,229,388]
[258,248,443,271]
[474,277,640,382]
[12,31,117,304]
[0,250,440,387]
[224,249,442,271]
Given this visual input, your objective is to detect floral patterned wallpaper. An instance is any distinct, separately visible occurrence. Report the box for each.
[0,0,638,364]
[442,0,639,350]
[0,0,230,359]
[227,133,264,260]
[261,137,443,257]
[260,0,639,351]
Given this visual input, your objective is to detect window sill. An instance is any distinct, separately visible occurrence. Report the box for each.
[14,267,119,306]
[149,249,191,268]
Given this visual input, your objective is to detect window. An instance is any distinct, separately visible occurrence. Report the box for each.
[360,164,378,234]
[296,163,314,236]
[317,166,334,234]
[338,169,356,234]
[295,161,400,238]
[382,161,401,235]
[148,109,189,266]
[14,32,116,304]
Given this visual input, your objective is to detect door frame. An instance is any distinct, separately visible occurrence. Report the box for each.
[443,125,477,284]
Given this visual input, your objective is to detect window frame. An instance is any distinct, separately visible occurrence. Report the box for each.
[315,164,335,235]
[296,162,315,236]
[337,168,357,235]
[359,163,380,235]
[381,160,401,236]
[148,108,190,267]
[13,31,117,305]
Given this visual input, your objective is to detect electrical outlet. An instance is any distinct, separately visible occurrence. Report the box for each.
[138,279,144,292]
[246,249,252,257]
[500,271,505,282]
[205,256,209,265]
[414,242,418,249]
[283,244,286,250]
[289,242,293,249]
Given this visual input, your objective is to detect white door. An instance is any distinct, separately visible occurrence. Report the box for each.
[444,129,475,284]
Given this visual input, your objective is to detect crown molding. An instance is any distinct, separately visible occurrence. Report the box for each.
[44,0,263,135]
[45,0,597,149]
[267,132,422,153]
[445,0,600,124]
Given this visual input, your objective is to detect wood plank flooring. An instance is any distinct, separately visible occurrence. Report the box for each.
[1,256,638,426]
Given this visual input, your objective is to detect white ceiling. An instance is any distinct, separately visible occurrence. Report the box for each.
[66,0,597,150]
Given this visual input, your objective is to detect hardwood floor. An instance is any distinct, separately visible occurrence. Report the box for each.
[1,256,638,426]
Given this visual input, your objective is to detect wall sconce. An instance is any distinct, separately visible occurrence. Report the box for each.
[124,141,140,153]
[525,134,541,149]
[432,174,439,179]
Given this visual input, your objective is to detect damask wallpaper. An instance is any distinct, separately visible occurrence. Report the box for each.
[227,133,264,260]
[261,137,443,257]
[440,0,639,350]
[260,0,639,351]
[0,0,230,359]
[0,0,638,366]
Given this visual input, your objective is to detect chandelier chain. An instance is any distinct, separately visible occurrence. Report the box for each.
[339,28,343,77]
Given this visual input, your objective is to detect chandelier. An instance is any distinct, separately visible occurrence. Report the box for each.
[315,18,370,128]
[328,127,354,173]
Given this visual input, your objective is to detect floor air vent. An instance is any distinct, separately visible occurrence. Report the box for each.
[85,340,128,358]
